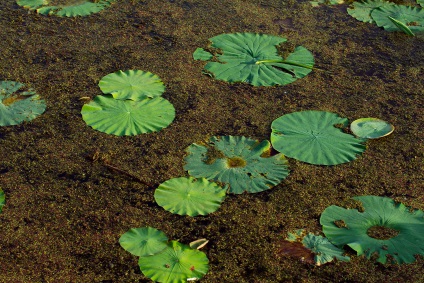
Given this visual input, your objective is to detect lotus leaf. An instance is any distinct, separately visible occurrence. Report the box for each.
[194,33,315,86]
[119,227,168,257]
[192,48,213,61]
[16,0,115,17]
[154,177,226,216]
[347,0,395,23]
[81,95,175,136]
[419,0,424,6]
[138,240,209,283]
[0,189,4,213]
[184,136,289,194]
[0,80,46,126]
[371,5,424,33]
[271,111,366,165]
[350,118,394,139]
[99,70,165,101]
[320,196,424,264]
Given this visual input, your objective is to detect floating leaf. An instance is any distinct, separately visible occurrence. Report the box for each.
[320,196,424,264]
[271,111,366,165]
[189,239,209,250]
[81,95,175,136]
[387,16,415,36]
[184,136,289,194]
[371,5,424,33]
[154,177,226,216]
[419,0,424,7]
[0,80,46,126]
[119,227,168,257]
[350,118,394,139]
[347,0,395,23]
[16,0,115,17]
[195,32,314,86]
[138,240,209,283]
[0,189,4,213]
[99,70,165,101]
[193,48,213,61]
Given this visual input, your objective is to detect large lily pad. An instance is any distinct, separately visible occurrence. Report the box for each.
[138,240,209,283]
[81,95,175,136]
[0,81,46,126]
[347,0,395,23]
[184,136,289,194]
[194,33,315,86]
[371,5,424,33]
[320,196,424,264]
[17,0,115,17]
[119,227,168,257]
[0,189,4,213]
[99,70,165,101]
[154,177,227,216]
[270,111,366,165]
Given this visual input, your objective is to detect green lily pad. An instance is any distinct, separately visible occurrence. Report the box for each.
[193,48,213,61]
[350,118,394,139]
[184,136,289,194]
[138,240,209,283]
[98,70,165,101]
[271,111,366,165]
[81,95,175,136]
[320,196,424,264]
[154,177,227,216]
[419,0,424,7]
[347,0,395,23]
[0,81,46,126]
[194,33,315,86]
[371,5,424,33]
[16,0,115,17]
[119,227,168,257]
[0,189,4,213]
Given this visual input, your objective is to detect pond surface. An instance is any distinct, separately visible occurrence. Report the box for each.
[0,0,423,282]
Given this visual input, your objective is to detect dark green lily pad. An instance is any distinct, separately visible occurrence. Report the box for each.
[154,177,227,216]
[371,5,424,33]
[99,70,165,101]
[119,227,168,257]
[184,136,289,194]
[0,81,46,126]
[81,95,175,136]
[320,196,424,264]
[194,33,314,86]
[350,118,394,139]
[138,240,209,283]
[271,111,366,165]
[347,0,395,23]
[0,189,4,213]
[17,0,115,17]
[193,48,213,61]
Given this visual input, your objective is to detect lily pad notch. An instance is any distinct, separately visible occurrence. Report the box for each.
[193,33,315,86]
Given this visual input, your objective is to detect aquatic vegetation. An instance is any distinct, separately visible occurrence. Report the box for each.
[347,0,395,23]
[0,81,46,126]
[350,118,394,139]
[154,177,227,216]
[285,229,350,266]
[99,70,165,101]
[119,227,168,257]
[271,111,366,165]
[184,136,289,194]
[0,189,4,213]
[320,196,424,264]
[310,0,344,7]
[16,0,115,17]
[193,33,315,86]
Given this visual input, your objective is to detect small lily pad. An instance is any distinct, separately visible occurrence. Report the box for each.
[350,118,394,139]
[0,80,46,126]
[0,189,4,213]
[81,95,175,136]
[154,177,226,216]
[271,111,366,165]
[320,196,424,264]
[347,0,395,23]
[371,5,424,33]
[119,227,168,257]
[99,70,165,101]
[184,136,289,194]
[138,240,209,283]
[193,48,213,61]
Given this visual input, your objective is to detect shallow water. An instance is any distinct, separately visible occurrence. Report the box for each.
[0,0,423,282]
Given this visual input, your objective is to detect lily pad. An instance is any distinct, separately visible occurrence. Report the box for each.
[184,136,289,194]
[347,0,395,23]
[270,111,366,165]
[81,95,175,136]
[0,80,46,126]
[193,48,213,61]
[98,70,165,101]
[194,32,315,86]
[371,5,424,33]
[16,0,115,17]
[0,189,4,213]
[138,240,209,283]
[320,196,424,264]
[119,227,168,257]
[350,118,394,139]
[154,177,227,216]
